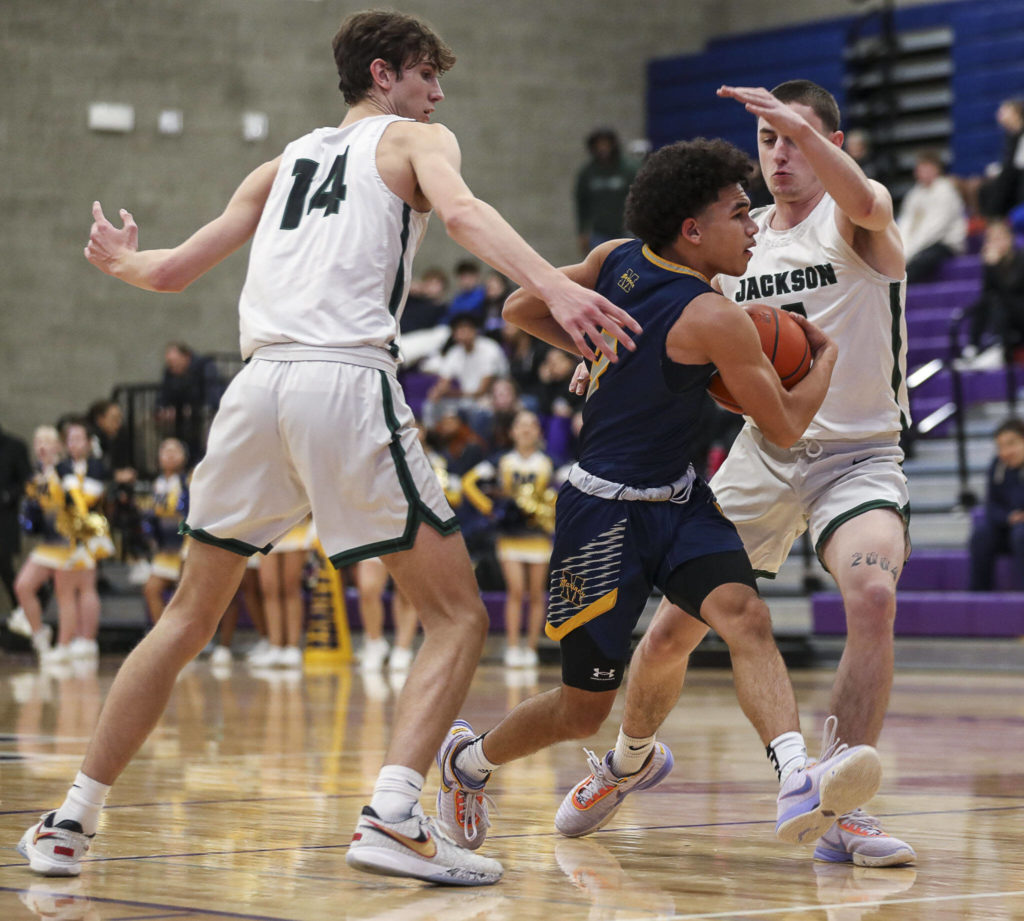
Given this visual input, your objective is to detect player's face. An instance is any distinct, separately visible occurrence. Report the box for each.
[696,183,757,277]
[757,102,831,202]
[391,59,444,123]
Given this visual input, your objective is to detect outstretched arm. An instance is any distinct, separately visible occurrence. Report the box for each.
[718,85,893,232]
[84,158,280,292]
[407,124,641,362]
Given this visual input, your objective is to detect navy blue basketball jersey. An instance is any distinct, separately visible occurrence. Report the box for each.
[579,239,716,485]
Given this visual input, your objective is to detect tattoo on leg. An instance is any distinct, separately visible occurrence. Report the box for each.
[849,551,899,582]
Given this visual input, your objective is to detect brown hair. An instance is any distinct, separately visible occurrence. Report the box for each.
[771,80,841,134]
[332,10,456,105]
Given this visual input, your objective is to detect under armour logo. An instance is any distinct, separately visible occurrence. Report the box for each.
[591,667,617,681]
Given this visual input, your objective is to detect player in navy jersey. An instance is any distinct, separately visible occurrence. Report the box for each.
[435,138,885,856]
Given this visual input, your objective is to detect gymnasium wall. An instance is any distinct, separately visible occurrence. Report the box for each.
[1,0,954,440]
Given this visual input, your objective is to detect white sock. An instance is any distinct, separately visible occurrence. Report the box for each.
[767,731,808,783]
[453,736,498,787]
[369,765,424,822]
[610,728,656,777]
[56,771,111,836]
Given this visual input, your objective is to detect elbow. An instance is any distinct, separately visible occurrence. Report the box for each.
[502,291,526,326]
[440,195,481,240]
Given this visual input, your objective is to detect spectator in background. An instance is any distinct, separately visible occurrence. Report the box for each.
[969,418,1024,590]
[86,399,140,561]
[480,271,513,333]
[963,220,1024,364]
[481,377,523,454]
[897,150,967,284]
[141,438,190,626]
[0,423,32,616]
[446,259,487,323]
[977,99,1024,223]
[533,348,584,419]
[574,127,639,256]
[400,267,450,333]
[502,325,546,410]
[845,129,880,182]
[423,313,509,428]
[156,342,223,458]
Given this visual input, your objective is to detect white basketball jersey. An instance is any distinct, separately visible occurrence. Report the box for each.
[717,193,909,442]
[238,115,430,364]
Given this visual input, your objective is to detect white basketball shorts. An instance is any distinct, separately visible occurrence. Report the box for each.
[184,357,458,568]
[709,424,910,577]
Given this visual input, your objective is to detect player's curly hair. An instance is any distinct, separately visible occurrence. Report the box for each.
[625,138,752,252]
[333,10,456,105]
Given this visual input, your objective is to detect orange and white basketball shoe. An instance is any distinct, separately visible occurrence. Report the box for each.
[555,743,674,837]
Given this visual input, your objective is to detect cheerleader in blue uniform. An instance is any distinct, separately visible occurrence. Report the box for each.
[463,410,558,667]
[141,438,190,625]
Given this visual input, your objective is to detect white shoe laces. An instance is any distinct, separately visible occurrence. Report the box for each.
[819,714,849,763]
[574,748,619,807]
[457,784,496,843]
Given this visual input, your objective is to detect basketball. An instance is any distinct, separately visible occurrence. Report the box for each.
[707,304,812,413]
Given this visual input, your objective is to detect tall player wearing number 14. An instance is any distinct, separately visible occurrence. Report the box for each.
[17,10,641,887]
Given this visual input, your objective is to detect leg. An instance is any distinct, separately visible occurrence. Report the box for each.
[700,584,800,743]
[620,596,708,738]
[822,509,906,747]
[258,554,285,647]
[356,557,388,640]
[499,555,525,652]
[76,569,101,641]
[391,589,419,651]
[968,519,1002,591]
[15,559,52,634]
[282,550,305,647]
[143,575,173,624]
[81,542,247,783]
[380,525,493,772]
[240,567,266,637]
[525,561,549,653]
[53,570,79,648]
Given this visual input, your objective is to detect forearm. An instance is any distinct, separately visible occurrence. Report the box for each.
[442,198,571,303]
[502,301,581,354]
[772,355,837,445]
[794,123,889,229]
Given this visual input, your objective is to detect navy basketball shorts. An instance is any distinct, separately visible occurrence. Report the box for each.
[547,479,750,692]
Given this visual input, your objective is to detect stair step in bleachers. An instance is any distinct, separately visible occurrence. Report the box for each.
[813,591,1024,637]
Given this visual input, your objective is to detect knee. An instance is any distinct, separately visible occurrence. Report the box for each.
[641,616,703,664]
[557,692,614,739]
[709,594,773,646]
[845,579,897,638]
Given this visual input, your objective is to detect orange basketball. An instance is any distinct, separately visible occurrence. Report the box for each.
[707,304,812,414]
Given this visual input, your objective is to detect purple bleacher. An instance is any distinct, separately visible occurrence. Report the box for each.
[905,279,981,313]
[812,591,1024,637]
[898,548,1019,591]
[397,370,436,418]
[933,254,983,284]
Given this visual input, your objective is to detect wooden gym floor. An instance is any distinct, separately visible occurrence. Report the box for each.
[0,651,1022,920]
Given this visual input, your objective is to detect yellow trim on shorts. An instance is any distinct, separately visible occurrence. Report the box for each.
[545,588,618,641]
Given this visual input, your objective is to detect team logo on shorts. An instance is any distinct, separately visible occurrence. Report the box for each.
[558,571,586,607]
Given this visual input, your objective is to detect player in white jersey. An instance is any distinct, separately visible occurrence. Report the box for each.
[17,10,640,888]
[561,81,915,867]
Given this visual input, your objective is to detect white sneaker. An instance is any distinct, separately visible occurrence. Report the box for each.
[503,645,523,667]
[245,637,271,662]
[389,646,414,672]
[43,644,73,666]
[7,606,33,638]
[435,719,494,850]
[360,637,390,671]
[518,647,539,667]
[275,645,303,669]
[69,638,99,660]
[248,643,284,668]
[32,626,54,657]
[18,811,93,876]
[210,645,232,667]
[346,806,502,886]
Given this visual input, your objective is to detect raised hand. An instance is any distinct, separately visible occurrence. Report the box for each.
[717,85,810,137]
[84,201,139,276]
[546,278,642,363]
